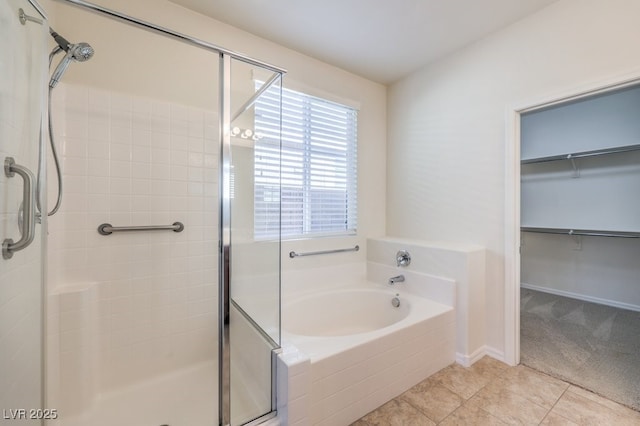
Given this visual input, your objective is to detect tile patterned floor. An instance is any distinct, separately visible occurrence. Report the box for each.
[351,356,640,425]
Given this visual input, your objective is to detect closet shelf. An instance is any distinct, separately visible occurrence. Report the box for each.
[521,227,640,238]
[521,143,640,165]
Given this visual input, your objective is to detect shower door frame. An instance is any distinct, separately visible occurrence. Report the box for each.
[2,0,49,419]
[53,1,286,425]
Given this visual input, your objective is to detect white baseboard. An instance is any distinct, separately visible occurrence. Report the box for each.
[456,346,505,367]
[484,346,506,364]
[521,282,640,313]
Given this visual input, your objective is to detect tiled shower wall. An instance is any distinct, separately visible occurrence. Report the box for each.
[47,83,219,415]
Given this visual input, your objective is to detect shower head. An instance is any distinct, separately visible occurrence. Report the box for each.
[69,42,94,62]
[49,29,94,60]
[49,29,94,88]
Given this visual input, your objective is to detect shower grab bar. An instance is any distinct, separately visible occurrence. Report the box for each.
[98,222,184,235]
[3,158,37,260]
[289,245,359,258]
[521,227,640,238]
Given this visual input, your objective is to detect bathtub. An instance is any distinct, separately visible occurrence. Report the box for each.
[285,288,410,337]
[281,277,456,426]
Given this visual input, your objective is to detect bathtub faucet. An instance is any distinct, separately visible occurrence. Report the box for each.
[388,274,405,285]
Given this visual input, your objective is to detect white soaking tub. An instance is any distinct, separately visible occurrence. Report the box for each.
[284,288,411,337]
[281,275,456,426]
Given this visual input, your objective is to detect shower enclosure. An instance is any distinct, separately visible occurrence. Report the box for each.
[1,0,284,425]
[0,1,47,424]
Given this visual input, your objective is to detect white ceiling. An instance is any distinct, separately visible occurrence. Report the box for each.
[170,0,558,84]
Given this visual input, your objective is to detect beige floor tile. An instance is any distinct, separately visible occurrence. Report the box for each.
[567,385,640,419]
[361,398,435,426]
[410,374,440,393]
[431,363,489,400]
[354,363,640,426]
[540,411,579,425]
[496,365,569,409]
[439,404,507,426]
[466,383,549,425]
[400,383,463,422]
[552,389,640,426]
[468,356,510,381]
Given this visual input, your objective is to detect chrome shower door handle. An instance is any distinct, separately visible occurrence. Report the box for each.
[3,157,36,259]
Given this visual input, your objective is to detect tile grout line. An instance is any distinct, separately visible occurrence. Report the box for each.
[397,391,442,424]
[391,367,462,425]
[496,364,574,410]
[537,385,571,425]
[436,365,503,425]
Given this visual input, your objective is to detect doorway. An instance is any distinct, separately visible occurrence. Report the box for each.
[506,74,640,411]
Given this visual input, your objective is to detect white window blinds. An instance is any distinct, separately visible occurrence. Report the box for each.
[254,83,358,240]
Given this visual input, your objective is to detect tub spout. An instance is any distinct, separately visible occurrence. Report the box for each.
[388,275,405,285]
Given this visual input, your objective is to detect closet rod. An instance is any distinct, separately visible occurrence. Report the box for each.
[521,227,640,238]
[521,143,640,164]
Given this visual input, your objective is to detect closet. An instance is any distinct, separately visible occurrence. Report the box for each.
[519,83,640,411]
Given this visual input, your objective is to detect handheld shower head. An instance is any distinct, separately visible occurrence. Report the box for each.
[70,42,94,62]
[49,29,94,88]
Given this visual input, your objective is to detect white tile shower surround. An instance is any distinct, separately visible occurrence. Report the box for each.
[46,83,219,419]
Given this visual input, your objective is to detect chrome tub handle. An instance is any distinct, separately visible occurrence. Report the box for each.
[3,157,36,259]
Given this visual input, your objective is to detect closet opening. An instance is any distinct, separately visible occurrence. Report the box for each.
[515,80,640,412]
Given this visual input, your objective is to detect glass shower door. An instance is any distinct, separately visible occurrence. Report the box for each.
[0,0,47,424]
[220,55,283,426]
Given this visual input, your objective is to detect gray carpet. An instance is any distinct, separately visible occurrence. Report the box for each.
[521,288,640,411]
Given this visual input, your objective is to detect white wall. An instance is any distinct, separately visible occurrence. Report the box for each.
[520,85,640,232]
[521,233,640,311]
[387,0,640,355]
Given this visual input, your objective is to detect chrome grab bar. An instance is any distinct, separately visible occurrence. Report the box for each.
[98,221,185,235]
[3,157,36,259]
[289,245,359,258]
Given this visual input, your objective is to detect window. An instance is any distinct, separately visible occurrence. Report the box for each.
[254,83,358,240]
